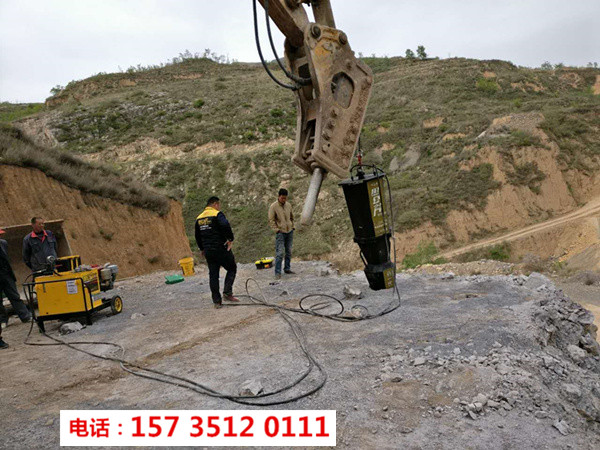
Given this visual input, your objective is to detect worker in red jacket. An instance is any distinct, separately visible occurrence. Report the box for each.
[22,217,57,273]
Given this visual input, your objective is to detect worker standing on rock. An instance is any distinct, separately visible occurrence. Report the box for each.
[22,217,57,273]
[1,227,33,349]
[195,196,239,309]
[268,188,295,279]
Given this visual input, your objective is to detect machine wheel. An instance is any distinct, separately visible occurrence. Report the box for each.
[110,295,123,314]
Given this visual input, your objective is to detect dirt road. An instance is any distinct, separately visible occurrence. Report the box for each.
[441,198,600,259]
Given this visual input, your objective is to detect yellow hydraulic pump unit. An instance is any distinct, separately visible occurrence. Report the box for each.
[24,256,122,332]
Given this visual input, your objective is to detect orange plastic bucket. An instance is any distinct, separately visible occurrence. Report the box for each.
[178,257,195,276]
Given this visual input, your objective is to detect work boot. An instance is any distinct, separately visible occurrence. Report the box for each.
[274,273,281,280]
[213,303,223,309]
[284,270,296,274]
[0,338,9,349]
[224,294,239,302]
[20,315,32,324]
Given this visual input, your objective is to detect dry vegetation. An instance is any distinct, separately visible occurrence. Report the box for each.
[0,124,170,215]
[6,55,600,263]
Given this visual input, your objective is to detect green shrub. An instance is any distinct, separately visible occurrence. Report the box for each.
[488,243,511,261]
[476,78,499,94]
[511,130,539,147]
[98,228,114,241]
[0,102,44,122]
[270,108,284,117]
[243,130,257,141]
[506,161,546,193]
[360,56,399,73]
[193,99,205,109]
[541,113,589,139]
[402,241,446,269]
[456,242,511,262]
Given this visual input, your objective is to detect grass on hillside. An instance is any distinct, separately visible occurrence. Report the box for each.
[47,57,295,153]
[0,124,170,215]
[0,102,44,123]
[454,242,512,263]
[541,107,600,173]
[27,55,600,261]
[402,241,447,269]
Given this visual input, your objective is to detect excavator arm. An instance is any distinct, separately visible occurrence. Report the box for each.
[256,0,373,224]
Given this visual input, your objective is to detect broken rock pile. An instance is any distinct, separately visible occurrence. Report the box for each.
[375,272,600,438]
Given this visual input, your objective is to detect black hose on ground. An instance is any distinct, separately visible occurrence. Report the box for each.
[20,151,399,405]
[21,270,400,406]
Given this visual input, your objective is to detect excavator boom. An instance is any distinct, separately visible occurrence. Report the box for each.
[256,0,373,224]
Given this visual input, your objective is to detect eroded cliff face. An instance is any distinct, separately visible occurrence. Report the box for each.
[12,107,600,271]
[393,114,600,260]
[0,165,191,279]
[393,161,600,261]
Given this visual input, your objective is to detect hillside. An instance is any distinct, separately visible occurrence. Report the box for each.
[0,125,191,278]
[11,56,600,267]
[0,124,170,214]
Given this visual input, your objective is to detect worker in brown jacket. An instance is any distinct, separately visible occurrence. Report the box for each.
[268,188,295,279]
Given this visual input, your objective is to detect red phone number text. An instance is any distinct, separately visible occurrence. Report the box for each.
[69,415,331,439]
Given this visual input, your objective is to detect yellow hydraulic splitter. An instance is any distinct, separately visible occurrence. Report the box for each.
[24,256,123,332]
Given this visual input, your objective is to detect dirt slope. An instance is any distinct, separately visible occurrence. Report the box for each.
[440,197,600,260]
[0,165,191,278]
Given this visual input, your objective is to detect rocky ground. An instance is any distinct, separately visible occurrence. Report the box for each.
[1,261,599,449]
[408,259,600,330]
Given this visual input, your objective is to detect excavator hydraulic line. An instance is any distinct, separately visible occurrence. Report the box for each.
[257,0,373,224]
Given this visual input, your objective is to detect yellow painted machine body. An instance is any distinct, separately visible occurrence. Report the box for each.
[55,255,82,273]
[35,270,104,317]
[255,257,274,269]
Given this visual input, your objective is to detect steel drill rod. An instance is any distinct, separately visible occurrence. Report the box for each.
[301,167,324,225]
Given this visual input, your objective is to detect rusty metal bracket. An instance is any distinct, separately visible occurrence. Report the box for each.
[257,0,374,224]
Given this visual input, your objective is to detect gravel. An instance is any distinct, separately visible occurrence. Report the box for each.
[1,262,599,449]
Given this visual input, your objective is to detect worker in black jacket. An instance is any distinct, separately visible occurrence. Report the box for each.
[1,228,33,349]
[195,196,238,308]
